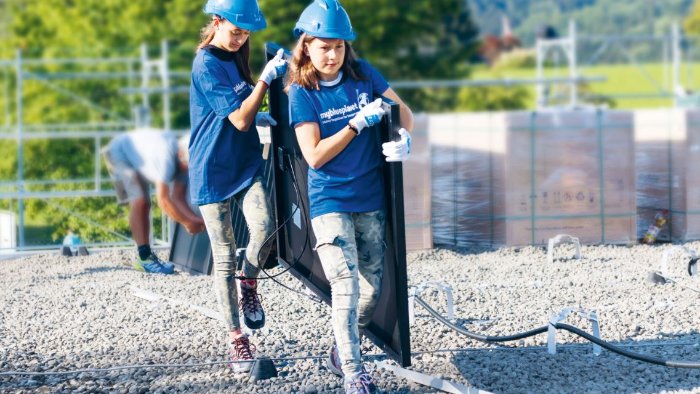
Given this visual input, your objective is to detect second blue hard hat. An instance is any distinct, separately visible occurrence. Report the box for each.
[294,0,356,40]
[204,0,267,32]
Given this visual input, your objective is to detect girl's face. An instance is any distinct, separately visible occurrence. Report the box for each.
[305,37,345,81]
[212,18,250,52]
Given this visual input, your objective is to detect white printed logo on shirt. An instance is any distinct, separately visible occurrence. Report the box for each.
[357,92,370,108]
[233,81,248,94]
[319,103,358,124]
[318,89,371,125]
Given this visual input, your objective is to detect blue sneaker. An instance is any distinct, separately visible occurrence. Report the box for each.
[329,341,369,378]
[344,370,378,394]
[133,253,174,274]
[161,260,175,273]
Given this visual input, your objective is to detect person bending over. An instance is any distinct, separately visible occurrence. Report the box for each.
[103,129,204,274]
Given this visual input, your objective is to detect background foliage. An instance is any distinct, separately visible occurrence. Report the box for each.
[7,0,698,245]
[0,0,485,244]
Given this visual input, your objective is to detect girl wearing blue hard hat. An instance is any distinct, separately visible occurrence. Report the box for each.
[189,0,287,373]
[287,1,413,392]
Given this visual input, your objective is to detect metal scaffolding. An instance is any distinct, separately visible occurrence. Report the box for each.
[1,23,697,252]
[536,21,692,108]
[0,41,188,251]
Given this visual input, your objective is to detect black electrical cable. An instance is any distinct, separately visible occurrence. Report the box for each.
[231,150,317,301]
[414,296,700,369]
[250,153,315,299]
[231,155,305,279]
[230,142,700,368]
[414,296,548,342]
[555,323,700,368]
[230,197,298,281]
[254,154,314,298]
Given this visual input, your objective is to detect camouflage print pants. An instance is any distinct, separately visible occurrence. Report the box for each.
[199,177,273,331]
[311,210,386,377]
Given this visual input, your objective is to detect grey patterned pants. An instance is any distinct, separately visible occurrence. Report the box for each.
[199,177,273,331]
[311,210,386,377]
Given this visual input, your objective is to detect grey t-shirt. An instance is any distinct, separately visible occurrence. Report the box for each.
[107,128,179,184]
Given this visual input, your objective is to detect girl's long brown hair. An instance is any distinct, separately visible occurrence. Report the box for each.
[196,17,254,86]
[286,33,364,91]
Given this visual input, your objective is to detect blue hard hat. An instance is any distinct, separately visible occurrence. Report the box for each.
[294,0,356,40]
[204,0,267,32]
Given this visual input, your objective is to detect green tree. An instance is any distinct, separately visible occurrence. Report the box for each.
[3,0,484,243]
[3,0,208,243]
[685,0,700,34]
[254,0,479,111]
[456,85,529,111]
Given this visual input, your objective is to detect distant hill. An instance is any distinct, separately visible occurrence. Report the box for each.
[469,0,694,46]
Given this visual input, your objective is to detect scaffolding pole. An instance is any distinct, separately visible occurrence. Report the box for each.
[536,20,579,108]
[672,22,682,106]
[2,43,182,251]
[15,49,24,248]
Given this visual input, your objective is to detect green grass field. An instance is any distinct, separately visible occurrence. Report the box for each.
[471,62,700,109]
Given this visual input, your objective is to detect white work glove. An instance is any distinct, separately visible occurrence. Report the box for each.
[349,98,386,133]
[255,112,276,145]
[381,128,411,162]
[259,48,288,86]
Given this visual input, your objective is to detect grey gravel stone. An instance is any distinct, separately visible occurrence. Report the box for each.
[1,245,700,393]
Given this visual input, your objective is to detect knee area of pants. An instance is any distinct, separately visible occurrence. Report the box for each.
[212,255,235,263]
[329,271,355,282]
[213,271,237,280]
[330,277,359,291]
[212,263,236,274]
[332,291,359,301]
[331,287,360,301]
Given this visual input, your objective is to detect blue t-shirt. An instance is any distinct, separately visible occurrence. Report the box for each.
[288,60,390,219]
[189,45,263,205]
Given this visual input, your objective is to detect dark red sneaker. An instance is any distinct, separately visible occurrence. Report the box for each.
[229,335,256,373]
